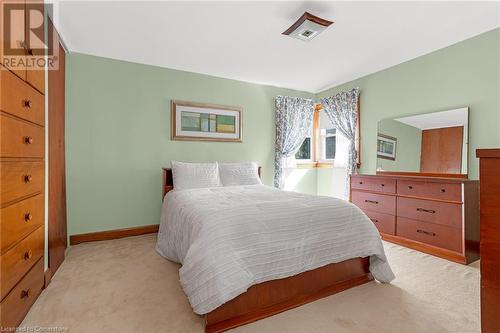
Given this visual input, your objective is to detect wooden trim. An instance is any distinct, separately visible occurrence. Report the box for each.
[316,162,334,168]
[476,148,500,158]
[295,162,317,169]
[376,171,468,179]
[295,162,335,169]
[171,100,242,142]
[44,268,52,288]
[381,233,467,264]
[282,12,334,35]
[312,109,320,162]
[48,17,68,277]
[205,258,372,333]
[69,225,159,245]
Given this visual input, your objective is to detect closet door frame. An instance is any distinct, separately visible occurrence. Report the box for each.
[47,17,67,277]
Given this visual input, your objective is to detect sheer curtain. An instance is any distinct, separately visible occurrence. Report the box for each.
[274,96,315,188]
[334,132,349,168]
[320,88,360,194]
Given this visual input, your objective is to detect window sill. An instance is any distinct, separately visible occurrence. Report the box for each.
[295,162,334,169]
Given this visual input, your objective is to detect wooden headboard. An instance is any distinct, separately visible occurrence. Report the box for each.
[162,166,262,197]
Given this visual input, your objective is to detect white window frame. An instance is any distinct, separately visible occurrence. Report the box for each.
[319,128,337,163]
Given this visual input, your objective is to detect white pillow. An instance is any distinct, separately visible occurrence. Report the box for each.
[219,162,262,186]
[171,161,221,190]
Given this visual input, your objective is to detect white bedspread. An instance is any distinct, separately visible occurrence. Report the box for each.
[156,185,395,314]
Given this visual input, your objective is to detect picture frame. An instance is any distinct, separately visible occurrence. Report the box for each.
[171,100,242,142]
[377,134,397,160]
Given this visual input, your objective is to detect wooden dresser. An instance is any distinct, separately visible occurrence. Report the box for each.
[476,149,500,333]
[0,8,46,325]
[350,174,479,264]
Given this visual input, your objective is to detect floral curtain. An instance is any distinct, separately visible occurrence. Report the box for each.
[274,96,315,188]
[320,88,360,194]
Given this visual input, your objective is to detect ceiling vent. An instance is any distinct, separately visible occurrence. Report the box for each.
[282,12,334,41]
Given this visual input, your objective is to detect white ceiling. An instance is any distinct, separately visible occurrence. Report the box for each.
[395,107,469,130]
[51,1,500,93]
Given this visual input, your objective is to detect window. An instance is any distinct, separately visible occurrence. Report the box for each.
[293,105,357,168]
[295,136,312,161]
[320,128,336,161]
[290,105,359,168]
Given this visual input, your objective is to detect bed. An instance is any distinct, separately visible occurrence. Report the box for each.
[156,167,394,333]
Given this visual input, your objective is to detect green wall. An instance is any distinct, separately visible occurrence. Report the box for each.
[377,119,422,172]
[317,28,500,180]
[65,53,313,235]
[66,28,499,235]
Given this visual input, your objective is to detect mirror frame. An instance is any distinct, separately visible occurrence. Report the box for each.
[376,107,469,179]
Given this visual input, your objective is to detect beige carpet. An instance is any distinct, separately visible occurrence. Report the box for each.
[22,234,480,333]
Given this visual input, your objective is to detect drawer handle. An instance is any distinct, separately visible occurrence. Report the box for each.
[24,136,34,145]
[23,99,33,109]
[370,218,379,223]
[24,249,33,261]
[359,181,363,185]
[381,184,385,187]
[365,200,379,204]
[24,212,33,222]
[20,288,31,299]
[407,185,413,190]
[440,189,446,193]
[417,208,436,214]
[417,229,436,237]
[24,174,33,183]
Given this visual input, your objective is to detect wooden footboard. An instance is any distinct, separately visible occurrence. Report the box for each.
[205,257,372,333]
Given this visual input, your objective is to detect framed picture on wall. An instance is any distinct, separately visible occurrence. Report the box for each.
[171,100,242,142]
[377,134,397,160]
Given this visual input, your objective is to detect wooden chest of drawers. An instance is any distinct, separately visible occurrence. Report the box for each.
[476,149,500,332]
[350,174,479,264]
[1,62,45,328]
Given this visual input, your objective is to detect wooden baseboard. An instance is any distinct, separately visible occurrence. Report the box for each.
[69,224,159,245]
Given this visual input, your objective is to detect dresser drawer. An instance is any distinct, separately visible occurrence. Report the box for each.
[1,161,44,205]
[363,210,396,235]
[397,197,462,228]
[397,180,462,202]
[397,217,463,253]
[351,176,396,193]
[1,226,44,299]
[351,191,396,215]
[26,68,45,94]
[1,114,44,158]
[0,258,44,328]
[0,68,44,126]
[1,194,44,254]
[1,58,27,81]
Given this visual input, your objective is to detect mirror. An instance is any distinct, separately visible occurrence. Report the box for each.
[376,107,469,176]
